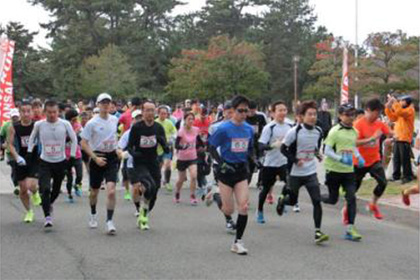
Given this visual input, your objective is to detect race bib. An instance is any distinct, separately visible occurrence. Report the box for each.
[231,138,248,153]
[101,139,117,152]
[297,149,315,161]
[140,135,157,148]
[20,136,30,148]
[45,142,63,157]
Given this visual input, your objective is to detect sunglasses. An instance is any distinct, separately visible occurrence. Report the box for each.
[344,112,356,117]
[236,108,249,114]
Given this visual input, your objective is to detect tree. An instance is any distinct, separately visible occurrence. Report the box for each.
[167,36,269,102]
[79,44,137,98]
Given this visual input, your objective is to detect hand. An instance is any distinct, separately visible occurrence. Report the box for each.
[297,159,304,167]
[340,154,353,166]
[16,156,27,166]
[122,151,130,159]
[315,152,323,162]
[94,156,107,167]
[270,139,282,149]
[357,156,365,168]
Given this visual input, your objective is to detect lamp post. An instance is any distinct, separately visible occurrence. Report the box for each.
[293,55,300,107]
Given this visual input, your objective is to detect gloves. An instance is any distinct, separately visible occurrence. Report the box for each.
[16,156,26,166]
[340,153,353,166]
[270,139,282,149]
[357,156,365,168]
[122,151,130,159]
[220,162,236,174]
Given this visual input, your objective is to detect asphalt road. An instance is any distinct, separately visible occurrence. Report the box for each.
[1,181,419,280]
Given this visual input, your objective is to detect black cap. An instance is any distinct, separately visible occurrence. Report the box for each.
[224,101,233,110]
[65,109,79,121]
[338,103,355,114]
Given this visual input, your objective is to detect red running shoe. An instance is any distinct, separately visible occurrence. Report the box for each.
[341,206,349,225]
[266,193,274,205]
[368,203,383,220]
[401,190,410,206]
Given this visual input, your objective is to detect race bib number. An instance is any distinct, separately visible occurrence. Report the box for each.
[297,150,315,161]
[45,143,63,157]
[231,138,248,153]
[20,136,30,148]
[140,135,157,148]
[101,139,117,152]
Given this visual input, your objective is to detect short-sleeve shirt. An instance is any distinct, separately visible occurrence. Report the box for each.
[155,118,177,155]
[119,109,132,133]
[118,129,133,168]
[177,126,199,161]
[81,115,119,153]
[209,120,254,164]
[324,124,358,173]
[258,120,291,167]
[354,117,390,167]
[193,117,211,143]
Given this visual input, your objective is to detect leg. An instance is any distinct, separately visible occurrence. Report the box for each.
[163,159,172,184]
[19,179,30,211]
[175,170,186,195]
[304,175,322,229]
[50,162,66,205]
[188,164,198,197]
[233,180,249,242]
[74,159,83,185]
[321,172,340,205]
[65,163,73,196]
[39,162,53,217]
[342,174,357,225]
[106,182,116,221]
[218,183,235,216]
[392,142,402,180]
[258,167,276,212]
[402,142,414,180]
[369,162,388,204]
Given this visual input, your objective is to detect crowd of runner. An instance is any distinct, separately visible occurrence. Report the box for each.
[0,93,418,255]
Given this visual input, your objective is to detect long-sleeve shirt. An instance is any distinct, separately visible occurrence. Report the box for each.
[385,103,415,143]
[28,119,77,163]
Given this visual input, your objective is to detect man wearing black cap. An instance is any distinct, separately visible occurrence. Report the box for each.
[385,94,415,184]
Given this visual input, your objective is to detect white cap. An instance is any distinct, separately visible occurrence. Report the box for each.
[10,108,20,118]
[93,107,100,114]
[96,93,112,104]
[132,109,142,119]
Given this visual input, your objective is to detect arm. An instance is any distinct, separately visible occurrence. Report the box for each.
[27,122,40,154]
[209,145,222,165]
[324,145,342,161]
[385,107,398,122]
[174,136,185,150]
[7,125,19,161]
[392,102,414,119]
[157,126,169,154]
[65,122,78,158]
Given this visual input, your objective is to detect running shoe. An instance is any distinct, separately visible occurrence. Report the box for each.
[293,204,300,213]
[276,195,286,216]
[75,185,82,197]
[106,220,116,235]
[13,187,19,196]
[44,216,53,228]
[402,190,410,206]
[226,220,236,234]
[138,208,149,230]
[173,193,180,204]
[124,190,132,201]
[345,226,362,241]
[66,196,74,203]
[341,206,349,225]
[134,210,140,217]
[190,196,198,206]
[31,191,42,206]
[266,193,274,205]
[256,211,265,224]
[231,240,248,255]
[315,230,329,244]
[367,203,383,220]
[165,183,173,192]
[89,214,98,228]
[23,210,34,223]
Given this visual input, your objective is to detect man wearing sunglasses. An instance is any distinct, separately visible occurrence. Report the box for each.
[209,95,254,255]
[322,103,364,241]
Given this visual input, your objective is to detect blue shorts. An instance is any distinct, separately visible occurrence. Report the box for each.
[162,151,173,161]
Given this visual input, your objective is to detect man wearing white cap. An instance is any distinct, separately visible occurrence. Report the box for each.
[81,93,121,235]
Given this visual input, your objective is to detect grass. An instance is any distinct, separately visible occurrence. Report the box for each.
[357,178,418,198]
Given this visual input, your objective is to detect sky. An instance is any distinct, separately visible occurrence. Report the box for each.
[1,0,419,49]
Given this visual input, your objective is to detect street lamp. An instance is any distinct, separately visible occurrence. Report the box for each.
[293,55,300,107]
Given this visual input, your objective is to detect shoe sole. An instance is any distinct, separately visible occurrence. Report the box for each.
[230,249,248,255]
[315,236,329,244]
[345,235,362,241]
[107,230,116,235]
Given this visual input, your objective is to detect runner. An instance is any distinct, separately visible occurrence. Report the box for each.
[402,135,420,205]
[7,101,42,223]
[127,100,169,230]
[209,95,254,255]
[117,109,143,217]
[322,103,364,241]
[276,100,329,244]
[27,100,78,229]
[174,112,204,205]
[119,97,142,133]
[206,101,237,233]
[81,93,121,234]
[64,109,83,202]
[354,98,392,220]
[155,105,177,192]
[256,100,292,224]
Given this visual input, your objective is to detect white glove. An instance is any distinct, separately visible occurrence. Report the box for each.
[122,151,130,159]
[270,139,282,149]
[16,156,27,166]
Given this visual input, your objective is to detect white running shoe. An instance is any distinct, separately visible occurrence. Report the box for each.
[106,220,116,235]
[231,240,248,255]
[293,204,300,213]
[134,210,140,217]
[89,214,98,228]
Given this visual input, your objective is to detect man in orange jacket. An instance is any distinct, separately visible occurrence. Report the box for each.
[385,95,415,184]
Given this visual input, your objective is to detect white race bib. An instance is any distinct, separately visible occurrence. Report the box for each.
[101,139,117,152]
[140,136,157,148]
[231,138,248,153]
[20,136,30,148]
[45,142,63,157]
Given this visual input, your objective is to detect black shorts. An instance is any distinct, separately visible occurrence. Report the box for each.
[177,160,198,172]
[81,150,90,163]
[89,152,119,189]
[217,162,249,188]
[128,162,161,199]
[15,158,39,182]
[261,165,288,188]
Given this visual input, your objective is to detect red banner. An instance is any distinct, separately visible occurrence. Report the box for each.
[340,47,349,105]
[0,38,15,126]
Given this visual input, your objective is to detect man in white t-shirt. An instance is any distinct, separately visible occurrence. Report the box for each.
[81,93,121,235]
